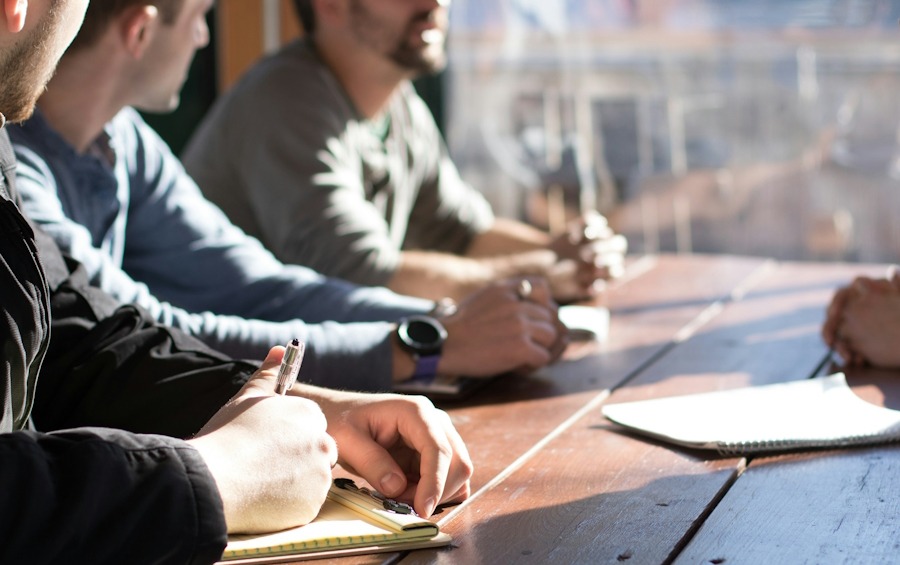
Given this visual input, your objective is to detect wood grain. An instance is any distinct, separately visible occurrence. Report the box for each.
[677,447,900,564]
[437,254,767,489]
[255,257,899,564]
[404,260,897,564]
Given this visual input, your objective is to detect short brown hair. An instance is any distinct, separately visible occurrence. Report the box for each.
[68,1,185,52]
[292,0,316,34]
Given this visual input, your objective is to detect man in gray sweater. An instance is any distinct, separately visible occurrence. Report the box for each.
[0,1,472,562]
[183,0,627,305]
[13,0,567,392]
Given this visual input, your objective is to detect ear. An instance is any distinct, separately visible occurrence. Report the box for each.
[5,0,27,33]
[119,4,159,59]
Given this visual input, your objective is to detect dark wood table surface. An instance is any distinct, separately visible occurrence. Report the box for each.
[316,254,900,564]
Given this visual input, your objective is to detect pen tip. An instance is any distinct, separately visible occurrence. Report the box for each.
[291,338,300,346]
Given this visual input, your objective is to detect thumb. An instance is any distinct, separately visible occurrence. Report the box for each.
[337,428,408,499]
[242,346,286,395]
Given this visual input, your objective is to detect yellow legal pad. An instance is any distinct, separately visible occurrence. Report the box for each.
[219,480,451,563]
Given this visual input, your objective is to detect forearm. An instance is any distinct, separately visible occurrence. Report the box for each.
[85,259,425,391]
[465,218,553,257]
[387,249,556,301]
[39,310,398,441]
[35,300,257,437]
[41,243,426,393]
[169,313,405,392]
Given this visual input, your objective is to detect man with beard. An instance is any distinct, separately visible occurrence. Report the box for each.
[11,0,567,392]
[183,0,627,304]
[1,2,471,561]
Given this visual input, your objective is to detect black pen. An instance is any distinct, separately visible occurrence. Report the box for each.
[275,339,305,395]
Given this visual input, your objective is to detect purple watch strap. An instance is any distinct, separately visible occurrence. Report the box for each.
[412,354,441,380]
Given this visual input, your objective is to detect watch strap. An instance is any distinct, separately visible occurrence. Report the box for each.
[412,353,441,380]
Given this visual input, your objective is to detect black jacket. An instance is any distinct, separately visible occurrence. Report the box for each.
[1,126,254,563]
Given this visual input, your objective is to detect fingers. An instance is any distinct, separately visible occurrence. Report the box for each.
[578,210,610,239]
[509,278,566,364]
[553,213,621,259]
[504,278,562,348]
[511,276,552,306]
[823,275,895,350]
[259,346,286,373]
[192,384,337,532]
[442,278,565,375]
[331,396,473,518]
[575,235,626,274]
[548,315,570,362]
[569,211,614,244]
[850,275,893,295]
[403,407,472,517]
[240,346,288,397]
[549,214,626,301]
[412,427,452,517]
[822,286,851,346]
[335,425,410,498]
[586,232,628,255]
[834,336,859,366]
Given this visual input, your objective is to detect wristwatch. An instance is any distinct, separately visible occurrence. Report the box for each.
[396,315,448,379]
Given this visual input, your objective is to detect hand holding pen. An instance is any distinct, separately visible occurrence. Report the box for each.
[275,338,306,395]
[191,345,336,532]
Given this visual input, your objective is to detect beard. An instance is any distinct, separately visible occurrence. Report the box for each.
[388,33,447,76]
[348,1,448,76]
[0,3,65,124]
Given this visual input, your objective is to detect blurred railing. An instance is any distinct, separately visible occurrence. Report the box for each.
[445,0,900,263]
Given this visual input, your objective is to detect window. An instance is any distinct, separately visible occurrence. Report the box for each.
[445,0,900,262]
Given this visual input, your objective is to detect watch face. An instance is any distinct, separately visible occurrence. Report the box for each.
[408,319,441,343]
[398,316,447,355]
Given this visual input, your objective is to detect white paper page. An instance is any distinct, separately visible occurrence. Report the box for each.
[602,373,900,452]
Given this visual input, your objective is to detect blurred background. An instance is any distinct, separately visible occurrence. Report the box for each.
[157,0,900,264]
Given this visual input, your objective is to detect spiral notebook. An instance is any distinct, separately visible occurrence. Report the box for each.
[219,480,451,564]
[602,373,900,455]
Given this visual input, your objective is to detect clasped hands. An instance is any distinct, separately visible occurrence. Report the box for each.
[548,211,627,302]
[822,267,900,368]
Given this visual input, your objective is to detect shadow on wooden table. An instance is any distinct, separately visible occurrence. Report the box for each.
[427,472,734,564]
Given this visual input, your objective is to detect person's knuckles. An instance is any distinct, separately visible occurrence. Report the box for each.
[447,446,474,484]
[400,393,436,415]
[531,322,559,348]
[496,311,532,337]
[287,397,329,428]
[392,396,442,436]
[343,440,395,478]
[321,434,338,466]
[521,343,552,368]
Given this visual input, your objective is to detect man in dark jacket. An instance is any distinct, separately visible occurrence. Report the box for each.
[0,2,472,563]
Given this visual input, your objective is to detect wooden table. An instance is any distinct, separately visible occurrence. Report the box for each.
[341,254,900,564]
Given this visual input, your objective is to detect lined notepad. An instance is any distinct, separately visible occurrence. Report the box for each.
[602,373,900,455]
[221,481,450,563]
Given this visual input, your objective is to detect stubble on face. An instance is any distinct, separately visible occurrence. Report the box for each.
[348,0,448,76]
[0,2,66,124]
